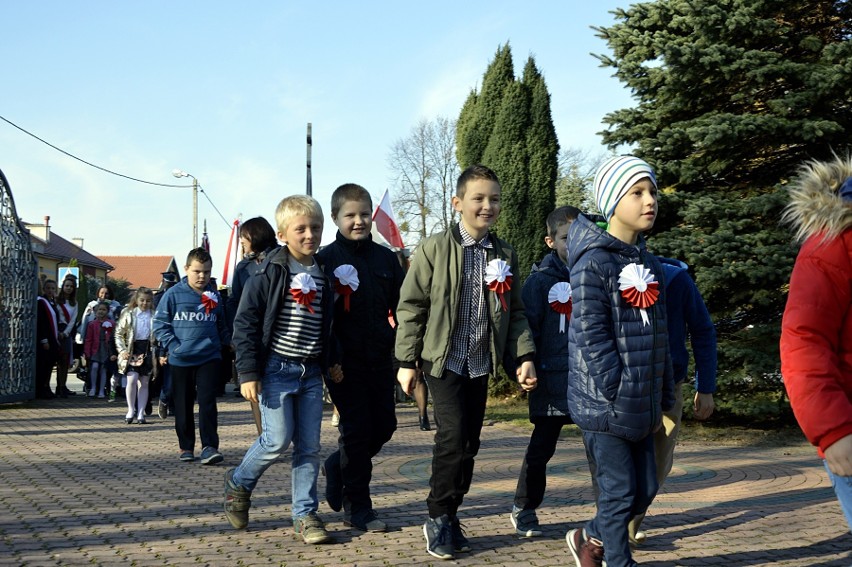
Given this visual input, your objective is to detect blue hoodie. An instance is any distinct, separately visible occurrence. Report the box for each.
[153,278,230,367]
[657,257,717,393]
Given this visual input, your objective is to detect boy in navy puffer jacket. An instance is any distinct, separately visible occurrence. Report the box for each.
[566,156,674,567]
[153,248,230,465]
[510,205,579,538]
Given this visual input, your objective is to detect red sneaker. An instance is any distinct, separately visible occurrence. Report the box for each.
[566,528,605,567]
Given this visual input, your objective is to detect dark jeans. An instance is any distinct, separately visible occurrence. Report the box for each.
[326,357,397,516]
[514,415,573,510]
[584,431,657,567]
[424,370,488,519]
[171,360,220,452]
[158,365,172,405]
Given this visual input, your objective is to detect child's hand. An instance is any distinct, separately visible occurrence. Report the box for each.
[397,368,417,396]
[693,392,714,420]
[516,361,537,392]
[328,364,344,383]
[241,381,259,403]
[825,434,852,476]
[119,351,128,360]
[159,356,168,366]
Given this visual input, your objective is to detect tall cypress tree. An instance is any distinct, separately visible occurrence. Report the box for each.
[456,45,558,278]
[456,44,515,169]
[595,0,852,416]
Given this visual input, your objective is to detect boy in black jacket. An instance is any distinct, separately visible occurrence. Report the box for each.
[317,183,405,533]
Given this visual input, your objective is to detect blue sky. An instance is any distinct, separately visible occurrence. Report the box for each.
[2,1,634,278]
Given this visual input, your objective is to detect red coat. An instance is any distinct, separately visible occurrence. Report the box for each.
[781,171,852,458]
[83,319,114,359]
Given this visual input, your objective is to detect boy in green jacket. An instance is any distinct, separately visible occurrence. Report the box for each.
[396,164,537,561]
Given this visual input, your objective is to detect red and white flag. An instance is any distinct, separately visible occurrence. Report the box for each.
[222,219,241,287]
[372,189,404,249]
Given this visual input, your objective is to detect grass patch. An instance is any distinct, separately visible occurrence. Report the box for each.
[484,395,810,448]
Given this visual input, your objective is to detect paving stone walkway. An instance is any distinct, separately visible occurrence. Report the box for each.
[0,383,849,566]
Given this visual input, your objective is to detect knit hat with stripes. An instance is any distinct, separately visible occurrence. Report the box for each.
[594,155,658,220]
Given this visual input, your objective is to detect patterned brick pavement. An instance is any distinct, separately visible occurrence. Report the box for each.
[0,383,849,566]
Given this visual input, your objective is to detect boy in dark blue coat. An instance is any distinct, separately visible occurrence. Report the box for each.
[566,156,674,567]
[510,205,579,537]
[317,183,405,533]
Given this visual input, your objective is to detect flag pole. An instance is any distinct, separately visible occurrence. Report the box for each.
[306,123,312,196]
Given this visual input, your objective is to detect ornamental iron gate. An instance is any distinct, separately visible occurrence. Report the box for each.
[0,168,37,402]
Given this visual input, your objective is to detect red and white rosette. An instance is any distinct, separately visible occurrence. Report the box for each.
[201,291,219,314]
[617,263,660,326]
[485,259,513,312]
[333,264,359,312]
[101,320,113,339]
[290,273,317,314]
[548,282,572,333]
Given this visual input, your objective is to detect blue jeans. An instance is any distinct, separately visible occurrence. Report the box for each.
[825,461,852,533]
[233,354,324,519]
[584,431,658,567]
[159,365,172,405]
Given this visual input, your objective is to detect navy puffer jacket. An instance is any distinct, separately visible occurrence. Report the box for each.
[522,251,572,419]
[566,213,674,441]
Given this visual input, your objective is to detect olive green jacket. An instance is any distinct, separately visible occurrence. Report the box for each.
[394,224,535,377]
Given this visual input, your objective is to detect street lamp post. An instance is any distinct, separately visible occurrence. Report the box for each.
[172,169,198,248]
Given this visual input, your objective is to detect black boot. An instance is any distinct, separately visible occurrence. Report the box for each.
[419,414,431,431]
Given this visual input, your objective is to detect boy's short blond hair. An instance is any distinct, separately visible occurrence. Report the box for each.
[275,195,324,232]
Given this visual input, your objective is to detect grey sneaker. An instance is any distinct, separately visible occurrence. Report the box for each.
[200,446,224,465]
[294,512,332,544]
[223,468,251,529]
[423,515,454,560]
[179,450,195,462]
[344,509,387,532]
[510,506,543,537]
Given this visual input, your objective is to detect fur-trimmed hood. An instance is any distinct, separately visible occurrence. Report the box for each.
[783,156,852,242]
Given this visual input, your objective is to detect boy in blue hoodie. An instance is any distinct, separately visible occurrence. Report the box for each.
[510,205,579,537]
[153,247,230,465]
[627,257,716,545]
[566,156,674,567]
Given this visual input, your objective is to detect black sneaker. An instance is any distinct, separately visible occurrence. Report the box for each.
[223,468,252,529]
[423,515,454,560]
[510,506,543,537]
[344,509,387,532]
[450,515,471,553]
[157,401,168,419]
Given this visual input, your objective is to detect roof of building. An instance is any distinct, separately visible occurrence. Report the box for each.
[98,256,179,290]
[29,230,114,271]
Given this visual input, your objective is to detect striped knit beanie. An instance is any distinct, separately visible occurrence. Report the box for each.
[594,155,658,220]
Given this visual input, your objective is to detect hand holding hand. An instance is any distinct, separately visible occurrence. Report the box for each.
[516,361,537,392]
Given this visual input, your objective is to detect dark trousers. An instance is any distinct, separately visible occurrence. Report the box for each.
[35,347,57,396]
[584,431,657,567]
[171,360,220,452]
[424,370,488,519]
[326,357,397,516]
[514,415,572,510]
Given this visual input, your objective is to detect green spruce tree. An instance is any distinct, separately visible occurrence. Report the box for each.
[595,0,852,419]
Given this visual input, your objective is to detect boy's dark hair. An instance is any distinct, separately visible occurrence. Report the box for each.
[546,206,581,238]
[239,217,277,254]
[186,247,212,267]
[456,165,500,198]
[330,183,372,217]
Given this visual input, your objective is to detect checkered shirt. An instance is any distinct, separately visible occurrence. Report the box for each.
[446,224,493,378]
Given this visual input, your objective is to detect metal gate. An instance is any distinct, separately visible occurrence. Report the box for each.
[0,168,37,402]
